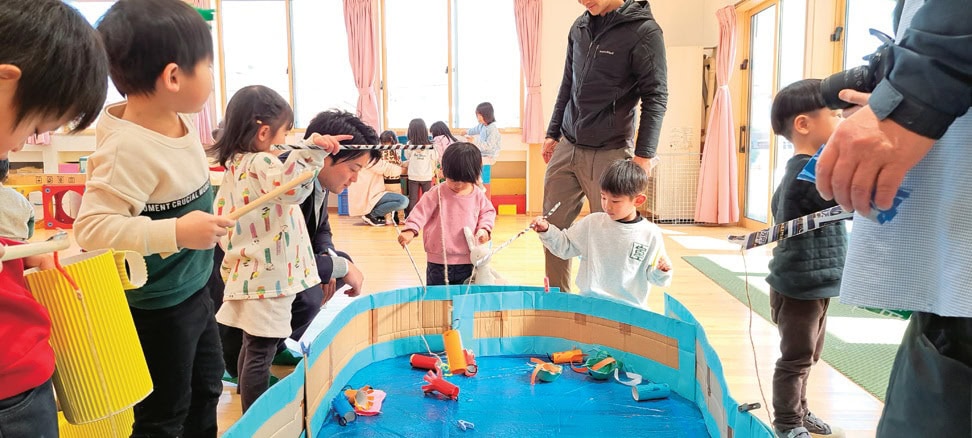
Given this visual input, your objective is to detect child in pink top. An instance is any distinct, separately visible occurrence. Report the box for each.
[398,142,496,285]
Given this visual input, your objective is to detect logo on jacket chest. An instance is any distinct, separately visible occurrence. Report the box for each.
[629,242,649,261]
[598,49,615,55]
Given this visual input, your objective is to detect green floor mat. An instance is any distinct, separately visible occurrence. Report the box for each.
[683,255,898,401]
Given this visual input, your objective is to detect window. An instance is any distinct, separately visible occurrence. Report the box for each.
[381,0,521,129]
[453,0,521,129]
[290,0,358,128]
[382,0,450,129]
[65,1,124,110]
[843,0,897,68]
[773,0,807,191]
[220,1,290,110]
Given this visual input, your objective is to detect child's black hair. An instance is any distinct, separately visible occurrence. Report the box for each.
[440,142,482,184]
[0,0,108,132]
[770,78,826,142]
[407,119,431,145]
[476,102,495,125]
[210,85,293,167]
[429,121,458,143]
[304,110,381,166]
[97,0,213,97]
[0,159,9,183]
[600,159,648,198]
[379,130,398,145]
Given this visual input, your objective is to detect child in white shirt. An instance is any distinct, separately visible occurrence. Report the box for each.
[532,159,672,309]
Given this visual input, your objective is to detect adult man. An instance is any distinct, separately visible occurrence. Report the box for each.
[815,1,972,436]
[542,0,667,291]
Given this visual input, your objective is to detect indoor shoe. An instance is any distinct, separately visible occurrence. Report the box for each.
[803,411,844,437]
[775,426,810,438]
[272,349,302,366]
[361,214,385,227]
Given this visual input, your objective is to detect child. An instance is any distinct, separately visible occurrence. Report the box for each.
[430,121,459,157]
[208,110,376,385]
[398,142,495,285]
[765,78,845,438]
[73,1,236,436]
[403,118,438,217]
[467,102,501,165]
[373,130,407,225]
[210,85,336,413]
[0,159,35,240]
[0,1,107,434]
[532,159,672,309]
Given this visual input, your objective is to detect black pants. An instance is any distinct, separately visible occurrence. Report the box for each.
[209,248,341,377]
[238,333,280,413]
[405,179,432,217]
[877,312,972,437]
[427,262,473,286]
[769,289,829,430]
[129,287,223,438]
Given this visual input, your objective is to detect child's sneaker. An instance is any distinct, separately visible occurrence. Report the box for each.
[803,412,844,438]
[775,426,810,438]
[361,214,385,227]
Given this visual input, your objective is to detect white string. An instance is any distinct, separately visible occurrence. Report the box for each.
[437,186,449,286]
[392,221,442,362]
[740,249,773,427]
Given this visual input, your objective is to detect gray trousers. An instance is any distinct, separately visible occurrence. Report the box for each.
[542,138,630,291]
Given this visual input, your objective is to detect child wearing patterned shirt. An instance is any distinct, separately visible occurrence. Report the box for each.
[209,85,341,412]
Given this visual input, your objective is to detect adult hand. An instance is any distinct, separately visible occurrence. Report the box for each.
[837,89,868,118]
[541,138,558,164]
[321,278,337,305]
[342,262,363,297]
[631,156,657,176]
[816,90,936,216]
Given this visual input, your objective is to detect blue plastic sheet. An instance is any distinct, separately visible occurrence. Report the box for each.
[317,355,707,437]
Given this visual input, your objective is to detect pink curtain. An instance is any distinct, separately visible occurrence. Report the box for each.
[514,0,542,144]
[344,0,381,131]
[26,132,52,145]
[695,6,739,224]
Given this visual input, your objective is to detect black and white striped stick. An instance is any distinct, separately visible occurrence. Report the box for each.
[273,143,434,151]
[727,205,852,250]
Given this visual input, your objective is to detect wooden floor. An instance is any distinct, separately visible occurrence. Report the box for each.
[38,213,875,436]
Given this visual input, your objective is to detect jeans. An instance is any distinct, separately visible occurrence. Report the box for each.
[769,289,829,430]
[0,378,57,438]
[370,192,409,218]
[427,262,473,286]
[129,287,223,438]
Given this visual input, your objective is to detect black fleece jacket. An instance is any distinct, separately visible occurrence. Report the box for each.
[546,0,668,158]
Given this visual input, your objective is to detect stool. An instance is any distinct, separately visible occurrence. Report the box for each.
[42,184,85,229]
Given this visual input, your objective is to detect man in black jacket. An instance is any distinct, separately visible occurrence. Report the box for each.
[542,0,667,291]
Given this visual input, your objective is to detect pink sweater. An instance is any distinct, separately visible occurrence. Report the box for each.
[403,184,496,265]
